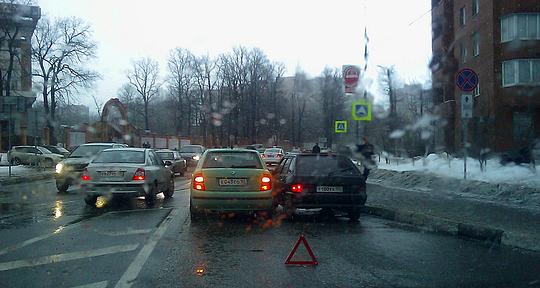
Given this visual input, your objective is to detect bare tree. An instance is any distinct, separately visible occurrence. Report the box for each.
[167,48,194,135]
[126,57,160,131]
[32,16,99,143]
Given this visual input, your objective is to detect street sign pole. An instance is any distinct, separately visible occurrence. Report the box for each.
[8,104,12,177]
[456,68,478,180]
[463,119,467,180]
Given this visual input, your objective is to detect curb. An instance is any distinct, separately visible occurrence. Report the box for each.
[0,172,54,185]
[361,205,510,248]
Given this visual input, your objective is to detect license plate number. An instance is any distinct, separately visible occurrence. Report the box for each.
[316,186,343,193]
[99,171,123,177]
[219,178,247,186]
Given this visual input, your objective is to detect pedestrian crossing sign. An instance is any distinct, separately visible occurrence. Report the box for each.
[352,99,372,121]
[335,120,347,133]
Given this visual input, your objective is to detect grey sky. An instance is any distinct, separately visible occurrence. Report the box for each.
[37,0,432,109]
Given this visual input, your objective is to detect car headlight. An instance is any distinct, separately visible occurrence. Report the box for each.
[55,163,63,174]
[193,155,200,161]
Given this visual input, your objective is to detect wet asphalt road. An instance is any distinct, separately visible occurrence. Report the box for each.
[0,176,540,287]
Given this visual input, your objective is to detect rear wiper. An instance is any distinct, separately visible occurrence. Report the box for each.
[327,167,354,176]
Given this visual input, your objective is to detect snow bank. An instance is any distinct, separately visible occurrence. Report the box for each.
[377,153,539,188]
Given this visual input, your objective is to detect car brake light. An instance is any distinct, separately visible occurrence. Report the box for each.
[260,174,272,191]
[277,153,283,157]
[132,168,145,181]
[193,173,205,191]
[81,169,90,181]
[291,184,303,193]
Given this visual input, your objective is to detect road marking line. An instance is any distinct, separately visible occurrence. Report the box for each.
[0,244,138,271]
[115,208,179,288]
[97,228,152,236]
[71,281,108,288]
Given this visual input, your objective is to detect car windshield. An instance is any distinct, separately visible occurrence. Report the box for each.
[69,145,112,158]
[179,146,202,153]
[37,147,53,154]
[202,151,263,169]
[296,155,360,176]
[3,1,540,287]
[92,150,145,164]
[156,152,174,160]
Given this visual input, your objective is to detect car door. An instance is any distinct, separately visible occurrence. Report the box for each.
[26,147,42,165]
[273,157,292,194]
[149,151,169,190]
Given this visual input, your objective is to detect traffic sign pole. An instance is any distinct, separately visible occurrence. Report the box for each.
[463,119,468,180]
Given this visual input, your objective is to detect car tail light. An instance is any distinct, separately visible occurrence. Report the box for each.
[277,153,283,157]
[81,169,90,181]
[261,154,266,158]
[291,184,303,193]
[193,172,205,191]
[132,168,145,181]
[260,174,272,191]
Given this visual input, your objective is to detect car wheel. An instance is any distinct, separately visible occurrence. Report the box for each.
[190,200,201,221]
[145,183,157,205]
[283,197,296,219]
[347,208,361,222]
[84,195,98,206]
[44,158,54,168]
[56,182,69,193]
[179,169,185,177]
[163,178,174,198]
[11,157,21,165]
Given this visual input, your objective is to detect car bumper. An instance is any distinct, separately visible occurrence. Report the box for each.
[82,183,148,196]
[263,159,281,164]
[55,172,82,185]
[191,190,273,211]
[284,192,367,209]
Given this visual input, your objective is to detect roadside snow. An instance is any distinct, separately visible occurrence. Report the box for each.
[377,154,539,188]
[0,153,8,166]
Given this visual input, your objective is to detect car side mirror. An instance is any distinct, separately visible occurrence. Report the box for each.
[164,160,173,166]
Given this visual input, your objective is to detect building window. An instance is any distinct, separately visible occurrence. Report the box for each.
[474,82,480,97]
[502,59,540,87]
[460,6,466,26]
[472,32,480,56]
[501,14,540,42]
[472,0,479,16]
[513,112,532,143]
[460,42,467,63]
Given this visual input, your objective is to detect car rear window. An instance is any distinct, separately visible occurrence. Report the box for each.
[92,150,145,164]
[70,145,112,158]
[157,152,174,160]
[296,155,360,176]
[202,152,263,169]
[179,146,203,153]
[265,148,281,153]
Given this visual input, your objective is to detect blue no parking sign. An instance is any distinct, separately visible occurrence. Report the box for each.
[456,68,479,92]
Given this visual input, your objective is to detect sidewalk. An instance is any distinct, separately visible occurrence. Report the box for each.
[0,165,54,185]
[365,168,540,251]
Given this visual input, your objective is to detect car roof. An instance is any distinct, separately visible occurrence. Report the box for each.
[205,148,258,153]
[156,149,175,152]
[101,147,148,152]
[80,142,124,146]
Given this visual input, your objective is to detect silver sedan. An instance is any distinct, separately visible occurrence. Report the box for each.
[81,148,174,206]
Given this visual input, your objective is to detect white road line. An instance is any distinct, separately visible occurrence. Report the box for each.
[0,244,138,272]
[115,208,179,288]
[97,228,153,236]
[0,221,83,257]
[71,281,109,288]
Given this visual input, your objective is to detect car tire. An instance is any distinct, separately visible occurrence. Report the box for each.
[84,195,98,206]
[283,197,296,219]
[11,157,21,166]
[145,183,157,205]
[163,178,174,198]
[190,200,201,221]
[56,182,69,193]
[179,169,185,177]
[347,208,361,222]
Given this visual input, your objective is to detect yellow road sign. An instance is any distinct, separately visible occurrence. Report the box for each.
[335,120,347,133]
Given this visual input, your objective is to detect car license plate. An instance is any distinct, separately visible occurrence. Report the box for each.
[219,178,247,186]
[316,186,343,193]
[99,171,123,177]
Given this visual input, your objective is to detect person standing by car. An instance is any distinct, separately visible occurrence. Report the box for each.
[312,143,321,154]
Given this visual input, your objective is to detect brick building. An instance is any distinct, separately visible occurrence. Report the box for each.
[431,0,540,154]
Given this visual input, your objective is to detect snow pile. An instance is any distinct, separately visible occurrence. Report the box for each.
[377,153,539,188]
[0,153,8,166]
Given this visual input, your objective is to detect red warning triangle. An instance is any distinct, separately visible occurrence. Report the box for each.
[285,235,318,265]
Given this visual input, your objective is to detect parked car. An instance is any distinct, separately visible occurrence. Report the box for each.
[178,145,206,166]
[81,148,174,206]
[261,147,284,165]
[190,149,273,220]
[7,146,63,167]
[156,149,187,176]
[55,143,128,193]
[272,153,367,221]
[252,144,266,153]
[42,145,71,158]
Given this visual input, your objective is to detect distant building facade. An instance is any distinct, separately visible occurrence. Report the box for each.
[431,0,540,153]
[0,3,40,151]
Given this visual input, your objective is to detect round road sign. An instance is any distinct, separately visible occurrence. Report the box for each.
[456,68,479,92]
[344,66,360,86]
